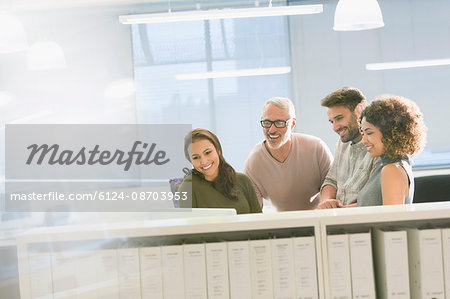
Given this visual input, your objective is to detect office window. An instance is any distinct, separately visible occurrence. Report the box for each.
[131,17,292,171]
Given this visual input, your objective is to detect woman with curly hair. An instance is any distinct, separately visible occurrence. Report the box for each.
[178,128,262,214]
[356,95,427,206]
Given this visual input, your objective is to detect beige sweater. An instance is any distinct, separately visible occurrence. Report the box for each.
[244,133,332,211]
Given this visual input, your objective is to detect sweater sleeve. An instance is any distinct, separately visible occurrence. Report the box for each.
[238,173,262,213]
[321,140,339,190]
[244,158,264,208]
[178,176,197,208]
[317,139,333,186]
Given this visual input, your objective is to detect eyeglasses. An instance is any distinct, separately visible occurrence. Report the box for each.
[260,119,291,128]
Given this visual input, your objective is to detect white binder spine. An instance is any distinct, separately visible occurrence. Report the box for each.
[270,238,296,299]
[293,236,318,299]
[249,239,274,299]
[162,245,185,299]
[28,251,53,299]
[139,246,163,299]
[442,228,450,299]
[373,229,410,299]
[52,251,77,299]
[327,234,352,299]
[183,243,208,299]
[407,228,445,299]
[227,240,252,299]
[206,242,230,299]
[348,232,376,299]
[74,251,98,299]
[117,248,141,299]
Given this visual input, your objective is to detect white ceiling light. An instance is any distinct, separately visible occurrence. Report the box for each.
[119,4,323,24]
[27,41,67,71]
[333,0,384,31]
[366,58,450,71]
[174,66,291,80]
[0,13,28,53]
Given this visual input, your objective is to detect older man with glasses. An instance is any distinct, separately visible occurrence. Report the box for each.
[244,97,332,211]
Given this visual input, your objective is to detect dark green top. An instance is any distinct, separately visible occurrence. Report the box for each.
[178,172,262,214]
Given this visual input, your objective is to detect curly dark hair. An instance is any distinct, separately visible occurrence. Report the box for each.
[360,95,427,160]
[184,128,238,201]
[321,86,366,111]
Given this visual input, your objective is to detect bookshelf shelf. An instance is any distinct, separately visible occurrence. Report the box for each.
[317,202,450,298]
[16,202,450,299]
[17,211,323,299]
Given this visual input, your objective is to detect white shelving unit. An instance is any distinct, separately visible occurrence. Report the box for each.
[15,202,450,299]
[318,202,450,298]
[16,211,323,299]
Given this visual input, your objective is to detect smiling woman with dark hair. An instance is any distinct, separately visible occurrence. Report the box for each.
[357,95,427,206]
[178,128,262,214]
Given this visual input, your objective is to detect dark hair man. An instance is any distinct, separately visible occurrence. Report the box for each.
[318,87,380,209]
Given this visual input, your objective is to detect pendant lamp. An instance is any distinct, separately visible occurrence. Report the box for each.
[0,13,28,53]
[27,41,67,71]
[333,0,384,31]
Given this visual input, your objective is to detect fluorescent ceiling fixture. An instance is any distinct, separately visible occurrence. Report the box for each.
[174,66,291,80]
[119,4,323,24]
[366,58,450,71]
[334,0,384,31]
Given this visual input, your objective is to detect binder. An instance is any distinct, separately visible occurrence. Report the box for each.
[74,251,98,299]
[293,236,318,299]
[227,240,252,299]
[183,243,207,299]
[205,242,230,299]
[140,246,163,299]
[348,232,376,299]
[407,228,445,299]
[373,229,410,299]
[327,234,352,299]
[162,245,185,299]
[270,238,296,299]
[52,251,77,299]
[249,239,274,299]
[442,228,450,298]
[96,249,119,299]
[117,248,141,299]
[28,251,53,299]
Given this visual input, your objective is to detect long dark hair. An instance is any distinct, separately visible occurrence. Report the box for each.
[184,128,238,200]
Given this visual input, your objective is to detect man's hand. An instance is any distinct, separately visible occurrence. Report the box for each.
[317,199,343,209]
[343,203,357,208]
